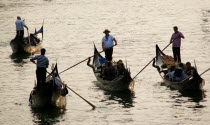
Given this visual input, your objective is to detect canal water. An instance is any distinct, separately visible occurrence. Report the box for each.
[0,0,210,124]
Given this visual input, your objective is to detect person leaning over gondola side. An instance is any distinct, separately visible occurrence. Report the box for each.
[102,29,117,61]
[173,63,186,82]
[15,16,28,43]
[30,48,49,90]
[170,26,185,62]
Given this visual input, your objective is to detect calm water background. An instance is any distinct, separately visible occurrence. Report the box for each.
[0,0,210,124]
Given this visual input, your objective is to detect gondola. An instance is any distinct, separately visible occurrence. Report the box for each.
[153,44,205,91]
[29,64,68,108]
[10,27,43,54]
[92,45,134,92]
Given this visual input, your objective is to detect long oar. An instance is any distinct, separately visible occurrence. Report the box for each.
[132,42,172,79]
[59,44,117,74]
[180,68,210,83]
[46,70,96,109]
[27,29,32,56]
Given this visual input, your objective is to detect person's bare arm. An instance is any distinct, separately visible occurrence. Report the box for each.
[113,38,117,45]
[30,58,36,64]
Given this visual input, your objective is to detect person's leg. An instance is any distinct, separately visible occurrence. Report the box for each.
[105,49,109,60]
[177,47,181,62]
[172,47,177,62]
[109,48,113,61]
[20,30,24,42]
[36,69,41,90]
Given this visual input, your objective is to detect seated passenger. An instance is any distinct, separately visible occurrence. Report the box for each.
[185,62,195,76]
[165,66,175,81]
[103,61,116,81]
[173,63,186,82]
[116,60,125,76]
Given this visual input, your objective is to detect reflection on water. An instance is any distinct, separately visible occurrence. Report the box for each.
[31,108,65,125]
[10,53,31,64]
[103,90,135,108]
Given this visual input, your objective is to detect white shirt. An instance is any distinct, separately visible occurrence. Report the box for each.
[15,19,26,31]
[102,35,114,48]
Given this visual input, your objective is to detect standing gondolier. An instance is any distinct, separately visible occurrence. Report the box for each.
[15,16,28,42]
[30,48,49,90]
[170,26,185,62]
[102,29,117,61]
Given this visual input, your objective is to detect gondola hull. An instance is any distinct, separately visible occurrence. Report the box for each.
[29,64,68,109]
[92,45,134,92]
[154,45,204,91]
[10,39,42,54]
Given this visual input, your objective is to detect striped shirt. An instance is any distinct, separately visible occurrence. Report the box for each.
[102,35,114,48]
[32,55,49,68]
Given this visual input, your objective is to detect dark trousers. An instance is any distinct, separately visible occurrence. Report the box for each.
[105,48,113,61]
[36,67,47,89]
[172,47,181,62]
[15,30,24,42]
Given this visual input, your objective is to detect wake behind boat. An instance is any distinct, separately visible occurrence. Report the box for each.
[91,45,134,92]
[153,45,205,91]
[29,64,68,108]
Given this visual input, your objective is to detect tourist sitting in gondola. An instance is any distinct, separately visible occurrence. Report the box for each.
[185,62,195,76]
[116,60,126,76]
[173,63,186,82]
[165,66,176,81]
[102,61,117,80]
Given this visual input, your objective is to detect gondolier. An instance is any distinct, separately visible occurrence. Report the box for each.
[170,26,184,62]
[102,29,117,61]
[15,16,28,42]
[30,48,49,90]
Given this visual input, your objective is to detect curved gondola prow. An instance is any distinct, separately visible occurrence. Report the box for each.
[93,44,103,71]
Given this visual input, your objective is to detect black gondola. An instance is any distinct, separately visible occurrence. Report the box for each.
[92,45,134,92]
[10,27,43,54]
[29,64,68,108]
[153,45,205,91]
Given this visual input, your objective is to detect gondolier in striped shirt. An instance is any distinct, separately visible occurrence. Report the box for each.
[15,16,28,42]
[30,48,49,90]
[102,29,117,61]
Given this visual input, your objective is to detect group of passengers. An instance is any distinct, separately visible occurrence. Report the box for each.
[87,58,126,81]
[164,62,195,82]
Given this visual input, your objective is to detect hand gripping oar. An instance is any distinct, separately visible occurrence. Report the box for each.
[46,71,96,109]
[132,42,172,80]
[59,44,117,74]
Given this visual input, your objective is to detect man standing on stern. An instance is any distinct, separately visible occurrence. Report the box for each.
[30,48,49,90]
[15,16,28,42]
[102,29,117,61]
[170,26,185,62]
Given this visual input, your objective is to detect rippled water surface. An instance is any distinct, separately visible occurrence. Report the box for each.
[0,0,210,125]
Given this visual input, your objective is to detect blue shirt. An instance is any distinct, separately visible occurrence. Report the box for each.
[15,19,26,31]
[174,67,186,82]
[32,55,49,68]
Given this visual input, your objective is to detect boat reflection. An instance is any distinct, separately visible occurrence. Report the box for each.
[10,53,31,64]
[31,107,66,125]
[103,90,135,108]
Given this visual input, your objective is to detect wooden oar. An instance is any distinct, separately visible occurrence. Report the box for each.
[59,44,117,74]
[27,29,32,56]
[180,68,210,83]
[132,42,172,79]
[46,71,96,109]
